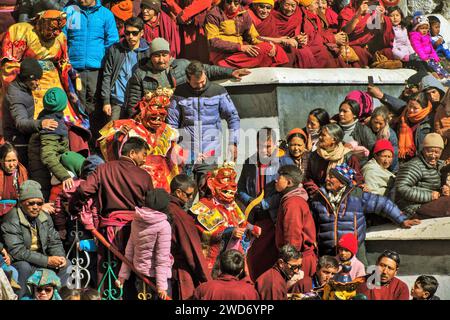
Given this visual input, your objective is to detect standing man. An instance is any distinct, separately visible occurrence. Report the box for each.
[357,250,410,300]
[101,17,150,121]
[168,60,240,189]
[64,0,119,135]
[125,37,250,117]
[168,174,211,300]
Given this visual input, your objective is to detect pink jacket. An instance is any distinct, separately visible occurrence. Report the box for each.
[118,207,173,291]
[409,31,440,62]
[336,255,366,280]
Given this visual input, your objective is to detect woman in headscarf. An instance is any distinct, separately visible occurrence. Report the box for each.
[304,123,364,196]
[23,268,62,300]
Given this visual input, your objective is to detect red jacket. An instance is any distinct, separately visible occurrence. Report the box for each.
[193,274,260,300]
[0,163,28,216]
[255,267,287,300]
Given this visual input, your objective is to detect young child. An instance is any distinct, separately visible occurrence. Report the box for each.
[411,275,440,300]
[117,188,173,300]
[335,233,366,280]
[388,6,416,62]
[428,16,450,60]
[409,14,450,79]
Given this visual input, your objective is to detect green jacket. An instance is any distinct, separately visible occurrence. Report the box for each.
[0,207,65,267]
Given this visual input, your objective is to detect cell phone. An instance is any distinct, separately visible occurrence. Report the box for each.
[368,76,374,86]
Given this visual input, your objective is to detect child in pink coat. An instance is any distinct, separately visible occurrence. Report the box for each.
[409,14,450,79]
[335,233,366,280]
[117,188,173,300]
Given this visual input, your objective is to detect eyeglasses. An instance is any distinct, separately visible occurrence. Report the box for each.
[256,4,273,9]
[26,201,44,207]
[35,286,53,293]
[124,30,141,37]
[286,262,302,271]
[225,0,241,5]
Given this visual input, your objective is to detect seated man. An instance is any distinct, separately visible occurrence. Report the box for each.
[357,250,409,300]
[1,180,71,298]
[192,249,259,300]
[395,133,449,219]
[255,244,303,300]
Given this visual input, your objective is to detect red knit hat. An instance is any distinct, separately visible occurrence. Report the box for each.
[338,233,358,256]
[286,128,308,144]
[373,139,394,155]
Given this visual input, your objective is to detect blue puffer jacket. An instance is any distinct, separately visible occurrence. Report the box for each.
[310,186,406,256]
[63,0,119,70]
[168,81,240,162]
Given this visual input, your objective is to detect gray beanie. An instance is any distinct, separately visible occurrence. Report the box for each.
[19,180,44,202]
[149,38,170,56]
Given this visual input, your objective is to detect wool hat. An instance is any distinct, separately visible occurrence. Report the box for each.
[61,151,86,177]
[296,0,314,7]
[19,58,43,81]
[422,133,444,149]
[412,15,429,31]
[19,180,44,202]
[252,0,274,6]
[373,139,394,155]
[149,37,170,55]
[338,233,358,256]
[145,188,170,212]
[111,0,133,21]
[141,0,161,13]
[345,90,374,119]
[330,163,356,186]
[43,87,68,113]
[286,128,308,143]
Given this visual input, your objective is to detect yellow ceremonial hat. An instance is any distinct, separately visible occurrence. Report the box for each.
[252,0,275,6]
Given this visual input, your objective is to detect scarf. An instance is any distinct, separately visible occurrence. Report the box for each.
[398,102,432,159]
[377,124,391,140]
[316,143,352,174]
[327,186,346,211]
[340,120,358,143]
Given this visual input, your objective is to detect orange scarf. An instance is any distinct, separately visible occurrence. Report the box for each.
[398,102,432,159]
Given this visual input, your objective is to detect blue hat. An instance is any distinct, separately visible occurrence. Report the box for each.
[330,163,356,186]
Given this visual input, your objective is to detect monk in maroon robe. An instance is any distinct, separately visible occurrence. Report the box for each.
[357,252,409,300]
[169,189,211,300]
[338,0,395,66]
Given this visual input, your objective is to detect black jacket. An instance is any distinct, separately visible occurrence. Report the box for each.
[125,58,234,117]
[3,79,41,145]
[101,39,151,105]
[0,207,66,267]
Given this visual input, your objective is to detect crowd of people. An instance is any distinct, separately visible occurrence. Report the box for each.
[0,0,449,301]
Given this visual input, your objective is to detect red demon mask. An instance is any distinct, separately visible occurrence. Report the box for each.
[207,162,238,203]
[35,10,67,41]
[135,87,173,130]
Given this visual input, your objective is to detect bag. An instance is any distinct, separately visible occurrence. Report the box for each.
[370,51,403,69]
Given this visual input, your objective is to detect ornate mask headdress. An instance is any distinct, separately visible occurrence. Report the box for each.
[135,87,174,130]
[206,162,238,203]
[34,10,67,40]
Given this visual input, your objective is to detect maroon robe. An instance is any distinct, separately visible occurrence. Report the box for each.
[169,195,211,300]
[143,11,181,58]
[357,276,410,300]
[193,274,260,300]
[255,267,288,300]
[290,276,314,294]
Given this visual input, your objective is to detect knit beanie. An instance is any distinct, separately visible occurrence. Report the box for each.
[412,15,429,31]
[330,163,356,186]
[80,155,105,179]
[43,87,68,113]
[141,0,161,13]
[145,188,170,212]
[345,90,373,119]
[19,58,43,82]
[296,0,313,7]
[252,0,274,6]
[373,139,394,155]
[422,133,444,149]
[19,180,44,202]
[111,0,133,21]
[149,37,170,55]
[286,128,308,143]
[61,151,86,177]
[338,233,358,256]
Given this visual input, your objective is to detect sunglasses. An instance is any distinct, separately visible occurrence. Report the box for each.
[286,262,302,271]
[256,4,273,9]
[225,0,241,5]
[124,30,141,37]
[35,286,53,293]
[26,201,44,206]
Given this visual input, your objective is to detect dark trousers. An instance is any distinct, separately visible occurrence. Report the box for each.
[13,260,72,299]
